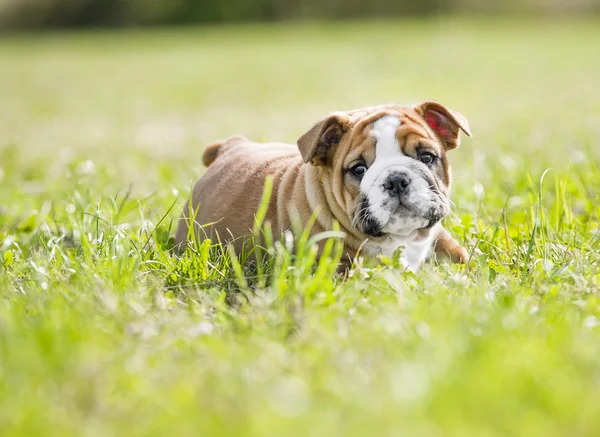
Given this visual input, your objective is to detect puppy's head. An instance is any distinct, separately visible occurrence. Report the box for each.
[297,101,471,240]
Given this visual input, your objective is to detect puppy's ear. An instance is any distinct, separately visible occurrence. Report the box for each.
[297,113,350,166]
[415,101,472,150]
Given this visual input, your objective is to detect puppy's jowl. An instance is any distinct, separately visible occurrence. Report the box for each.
[175,101,472,271]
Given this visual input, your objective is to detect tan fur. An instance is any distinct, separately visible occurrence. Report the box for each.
[201,141,223,167]
[175,102,471,265]
[434,228,469,263]
[202,135,247,167]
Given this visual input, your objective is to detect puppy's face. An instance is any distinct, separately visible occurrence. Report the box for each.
[297,102,471,240]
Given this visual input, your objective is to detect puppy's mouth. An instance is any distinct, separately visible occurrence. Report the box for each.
[355,198,385,237]
[424,206,446,229]
[354,196,446,238]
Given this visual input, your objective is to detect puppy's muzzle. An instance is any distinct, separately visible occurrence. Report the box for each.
[383,169,448,229]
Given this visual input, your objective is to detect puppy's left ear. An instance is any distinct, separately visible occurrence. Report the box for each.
[415,101,472,150]
[297,112,350,166]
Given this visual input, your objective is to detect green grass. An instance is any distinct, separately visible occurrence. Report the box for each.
[2,18,600,436]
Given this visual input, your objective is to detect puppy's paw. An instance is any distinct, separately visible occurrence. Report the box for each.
[434,227,470,264]
[450,244,470,264]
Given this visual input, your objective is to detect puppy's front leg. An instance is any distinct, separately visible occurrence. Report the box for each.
[434,227,469,264]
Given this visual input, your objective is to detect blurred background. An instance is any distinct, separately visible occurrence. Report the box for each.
[1,0,599,29]
[1,0,599,210]
[2,2,600,436]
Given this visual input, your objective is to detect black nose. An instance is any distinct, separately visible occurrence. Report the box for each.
[383,173,411,197]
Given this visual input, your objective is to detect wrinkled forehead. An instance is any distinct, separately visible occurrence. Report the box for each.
[344,106,443,159]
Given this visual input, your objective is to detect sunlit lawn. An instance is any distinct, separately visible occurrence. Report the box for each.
[1,18,600,436]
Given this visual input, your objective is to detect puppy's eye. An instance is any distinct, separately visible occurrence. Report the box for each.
[350,163,368,178]
[420,152,436,166]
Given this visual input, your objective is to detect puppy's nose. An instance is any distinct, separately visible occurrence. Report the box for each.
[383,173,411,197]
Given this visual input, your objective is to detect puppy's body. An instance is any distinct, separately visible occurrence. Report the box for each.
[176,137,321,251]
[176,102,471,271]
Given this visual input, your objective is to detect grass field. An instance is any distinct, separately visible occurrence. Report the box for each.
[2,18,600,436]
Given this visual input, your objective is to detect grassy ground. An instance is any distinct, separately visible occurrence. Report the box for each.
[1,18,600,436]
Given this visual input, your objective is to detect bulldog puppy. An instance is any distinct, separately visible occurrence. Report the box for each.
[175,101,471,271]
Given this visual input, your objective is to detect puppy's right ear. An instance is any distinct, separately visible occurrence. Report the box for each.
[297,113,350,166]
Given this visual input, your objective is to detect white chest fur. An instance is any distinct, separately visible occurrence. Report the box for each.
[362,226,438,272]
